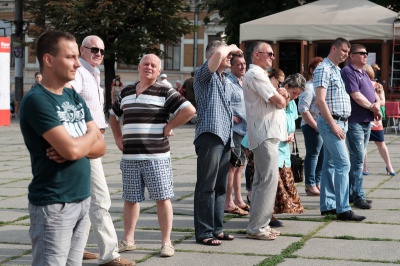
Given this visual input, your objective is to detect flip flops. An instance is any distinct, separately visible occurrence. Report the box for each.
[246,231,277,241]
[196,238,221,246]
[214,233,234,241]
[224,206,249,216]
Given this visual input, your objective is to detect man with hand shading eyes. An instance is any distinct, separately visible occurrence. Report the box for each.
[67,35,134,266]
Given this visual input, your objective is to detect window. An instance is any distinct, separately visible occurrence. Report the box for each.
[164,44,180,70]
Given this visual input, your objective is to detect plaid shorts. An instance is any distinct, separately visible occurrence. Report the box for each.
[120,158,174,202]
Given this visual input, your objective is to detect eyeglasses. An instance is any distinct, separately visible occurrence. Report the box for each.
[352,51,368,56]
[257,51,275,57]
[83,46,105,56]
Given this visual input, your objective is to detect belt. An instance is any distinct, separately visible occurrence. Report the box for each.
[100,128,105,134]
[332,115,348,122]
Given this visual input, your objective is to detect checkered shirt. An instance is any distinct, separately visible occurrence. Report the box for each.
[313,57,351,118]
[194,61,233,145]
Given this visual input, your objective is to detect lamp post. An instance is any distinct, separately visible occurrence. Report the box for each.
[14,0,24,103]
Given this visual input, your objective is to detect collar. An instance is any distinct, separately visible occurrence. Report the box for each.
[79,58,100,76]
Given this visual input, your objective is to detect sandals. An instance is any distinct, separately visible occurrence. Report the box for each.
[246,231,277,241]
[237,203,250,212]
[214,233,234,241]
[196,238,221,246]
[224,206,249,216]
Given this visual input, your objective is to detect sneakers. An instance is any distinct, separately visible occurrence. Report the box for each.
[100,256,135,266]
[337,210,366,221]
[160,244,175,257]
[118,240,137,253]
[353,200,371,209]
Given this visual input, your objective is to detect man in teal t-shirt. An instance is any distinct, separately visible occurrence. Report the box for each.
[20,30,106,266]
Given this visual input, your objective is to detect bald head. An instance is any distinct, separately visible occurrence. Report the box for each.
[138,54,162,83]
[80,35,104,67]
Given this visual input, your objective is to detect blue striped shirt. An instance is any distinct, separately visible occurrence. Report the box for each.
[227,72,247,136]
[313,58,351,118]
[194,61,233,145]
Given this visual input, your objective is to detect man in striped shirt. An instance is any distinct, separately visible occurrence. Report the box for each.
[109,54,195,258]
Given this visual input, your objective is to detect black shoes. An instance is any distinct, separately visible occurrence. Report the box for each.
[321,209,336,215]
[350,199,373,204]
[353,200,371,209]
[337,210,366,221]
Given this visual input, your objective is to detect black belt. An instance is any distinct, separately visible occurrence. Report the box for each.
[332,115,348,122]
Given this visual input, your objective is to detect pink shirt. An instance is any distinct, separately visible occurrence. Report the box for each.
[70,58,108,129]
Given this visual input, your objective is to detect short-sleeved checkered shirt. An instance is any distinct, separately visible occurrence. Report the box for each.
[69,58,108,129]
[313,57,351,118]
[194,61,233,145]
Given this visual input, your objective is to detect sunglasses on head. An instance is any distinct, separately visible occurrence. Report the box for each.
[352,51,368,56]
[83,46,105,55]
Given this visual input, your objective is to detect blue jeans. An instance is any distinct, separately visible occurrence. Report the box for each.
[346,122,371,203]
[301,124,323,187]
[194,133,230,240]
[317,116,351,214]
[29,197,90,266]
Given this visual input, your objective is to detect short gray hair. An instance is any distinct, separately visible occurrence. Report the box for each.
[205,40,226,60]
[282,73,306,91]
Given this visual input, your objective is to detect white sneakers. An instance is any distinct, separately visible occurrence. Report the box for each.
[118,239,175,257]
[160,244,175,257]
[118,240,137,253]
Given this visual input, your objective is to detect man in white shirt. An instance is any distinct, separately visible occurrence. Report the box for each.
[243,41,288,241]
[68,35,134,266]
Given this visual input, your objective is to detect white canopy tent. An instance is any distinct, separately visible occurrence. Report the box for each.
[240,0,398,43]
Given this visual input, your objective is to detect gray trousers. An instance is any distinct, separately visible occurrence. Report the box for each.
[247,138,279,234]
[29,197,90,266]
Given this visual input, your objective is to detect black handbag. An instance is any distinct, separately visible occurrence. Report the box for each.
[230,150,242,167]
[290,134,304,183]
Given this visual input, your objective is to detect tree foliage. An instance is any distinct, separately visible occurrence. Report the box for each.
[24,0,192,108]
[201,0,400,46]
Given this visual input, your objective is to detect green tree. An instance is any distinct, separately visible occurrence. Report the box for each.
[24,0,192,109]
[201,0,399,45]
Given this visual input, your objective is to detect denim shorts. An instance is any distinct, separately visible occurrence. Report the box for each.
[120,158,174,202]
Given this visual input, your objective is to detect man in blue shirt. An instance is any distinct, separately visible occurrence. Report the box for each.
[315,38,365,221]
[341,44,381,209]
[193,41,242,245]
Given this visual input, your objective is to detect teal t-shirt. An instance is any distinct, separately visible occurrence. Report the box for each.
[279,100,298,168]
[20,84,93,205]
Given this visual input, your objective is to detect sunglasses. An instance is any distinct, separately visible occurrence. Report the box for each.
[83,46,105,55]
[352,51,368,56]
[257,51,275,57]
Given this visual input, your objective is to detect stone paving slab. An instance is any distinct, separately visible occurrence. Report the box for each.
[0,209,28,223]
[316,222,400,239]
[294,238,400,262]
[0,196,28,209]
[368,188,400,199]
[0,187,27,197]
[0,225,30,244]
[280,258,399,266]
[0,244,31,265]
[180,234,302,256]
[138,252,267,266]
